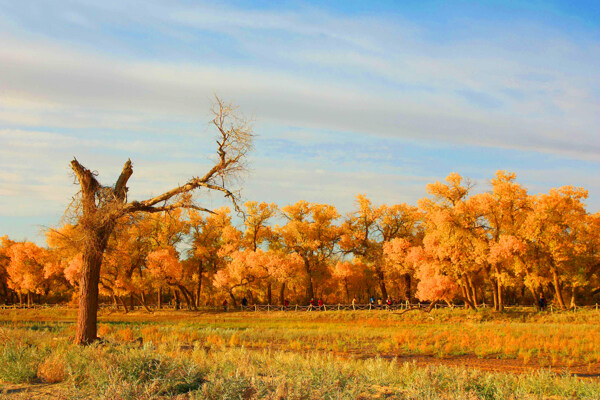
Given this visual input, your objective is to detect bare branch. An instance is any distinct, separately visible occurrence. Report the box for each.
[114,159,133,201]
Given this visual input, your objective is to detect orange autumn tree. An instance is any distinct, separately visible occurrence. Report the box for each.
[67,97,253,344]
[0,236,16,304]
[468,171,531,311]
[215,201,306,305]
[333,260,367,303]
[340,195,421,300]
[418,173,483,309]
[234,201,279,303]
[188,207,237,306]
[5,242,56,306]
[522,186,589,309]
[278,201,340,301]
[581,212,600,301]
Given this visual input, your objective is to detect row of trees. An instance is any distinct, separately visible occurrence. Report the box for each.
[2,171,599,313]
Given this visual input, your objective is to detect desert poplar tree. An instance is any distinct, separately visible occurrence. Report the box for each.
[68,97,253,344]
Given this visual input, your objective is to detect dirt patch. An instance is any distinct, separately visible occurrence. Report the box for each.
[381,354,600,378]
[0,383,69,399]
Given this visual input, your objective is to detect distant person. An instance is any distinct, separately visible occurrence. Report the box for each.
[352,297,357,310]
[386,297,392,310]
[538,293,547,311]
[369,296,375,309]
[309,298,316,311]
[318,298,324,311]
[377,298,382,309]
[222,299,228,312]
[284,299,290,309]
[241,297,248,307]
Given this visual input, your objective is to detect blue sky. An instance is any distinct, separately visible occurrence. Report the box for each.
[0,0,599,244]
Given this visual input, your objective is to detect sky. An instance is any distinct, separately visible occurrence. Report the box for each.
[0,0,599,244]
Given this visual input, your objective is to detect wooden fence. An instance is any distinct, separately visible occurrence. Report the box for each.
[2,302,599,312]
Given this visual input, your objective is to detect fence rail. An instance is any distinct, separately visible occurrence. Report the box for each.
[1,302,599,312]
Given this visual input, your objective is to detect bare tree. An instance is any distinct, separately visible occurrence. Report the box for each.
[69,97,253,344]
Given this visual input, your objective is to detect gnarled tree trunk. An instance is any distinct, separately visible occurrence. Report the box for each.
[75,226,111,344]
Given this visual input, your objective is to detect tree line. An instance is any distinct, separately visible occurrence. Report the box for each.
[2,171,599,312]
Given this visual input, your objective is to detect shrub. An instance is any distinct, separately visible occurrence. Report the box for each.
[38,353,67,383]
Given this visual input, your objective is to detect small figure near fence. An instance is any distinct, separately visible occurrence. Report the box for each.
[309,298,316,311]
[222,299,228,312]
[318,298,324,311]
[284,299,290,309]
[377,298,382,308]
[538,293,547,311]
[369,296,375,307]
[386,297,392,309]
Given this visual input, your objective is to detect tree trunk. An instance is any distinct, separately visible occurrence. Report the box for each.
[467,275,478,307]
[551,269,567,310]
[377,269,388,299]
[569,285,577,309]
[134,292,153,313]
[174,288,181,310]
[195,263,203,308]
[279,282,286,305]
[344,279,350,303]
[74,227,110,345]
[491,280,499,311]
[178,286,194,310]
[306,276,315,301]
[497,279,504,312]
[118,296,129,313]
[404,274,411,301]
[267,282,272,305]
[528,285,539,310]
[460,284,476,310]
[228,291,237,306]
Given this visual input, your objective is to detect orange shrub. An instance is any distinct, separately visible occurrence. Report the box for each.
[118,327,135,342]
[37,354,67,383]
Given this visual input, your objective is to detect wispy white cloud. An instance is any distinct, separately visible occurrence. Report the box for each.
[1,1,599,243]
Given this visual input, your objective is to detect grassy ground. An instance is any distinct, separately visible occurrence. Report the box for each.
[1,308,599,399]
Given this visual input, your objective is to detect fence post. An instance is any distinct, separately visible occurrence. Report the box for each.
[295,304,298,311]
[596,303,598,311]
[267,304,270,312]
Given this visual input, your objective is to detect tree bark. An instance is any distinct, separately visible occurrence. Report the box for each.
[569,285,577,309]
[74,227,110,345]
[404,274,411,301]
[466,275,478,307]
[118,295,129,313]
[377,269,388,299]
[195,263,203,308]
[460,283,476,310]
[174,289,180,310]
[551,269,567,309]
[267,282,272,305]
[228,291,237,306]
[344,279,350,303]
[279,282,286,305]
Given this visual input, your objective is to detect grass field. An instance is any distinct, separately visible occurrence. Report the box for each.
[1,308,600,399]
